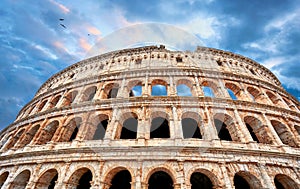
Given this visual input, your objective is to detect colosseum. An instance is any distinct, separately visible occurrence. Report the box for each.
[0,45,299,189]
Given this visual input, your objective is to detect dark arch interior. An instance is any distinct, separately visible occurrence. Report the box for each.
[182,118,202,139]
[120,118,137,139]
[274,175,298,189]
[274,178,285,189]
[214,119,232,141]
[0,172,9,187]
[87,89,96,101]
[69,127,79,142]
[109,170,132,189]
[93,119,108,140]
[77,170,92,189]
[148,171,173,189]
[190,172,212,189]
[108,88,118,98]
[150,117,170,138]
[48,173,58,189]
[245,123,259,142]
[234,174,250,189]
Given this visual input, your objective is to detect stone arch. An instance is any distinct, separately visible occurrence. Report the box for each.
[201,80,219,97]
[103,167,134,189]
[61,90,78,106]
[225,82,242,100]
[146,167,176,189]
[151,79,168,96]
[58,117,82,142]
[67,167,93,189]
[266,91,285,106]
[213,113,238,142]
[0,171,9,188]
[0,133,13,150]
[186,167,221,189]
[88,114,110,140]
[181,112,202,139]
[48,94,61,109]
[118,112,138,139]
[81,86,97,101]
[271,120,298,147]
[282,97,298,111]
[103,83,120,99]
[274,174,299,189]
[17,124,40,148]
[233,171,263,189]
[8,169,31,189]
[34,168,58,189]
[247,86,265,103]
[5,128,25,150]
[128,80,143,97]
[244,116,273,144]
[150,111,170,138]
[35,120,59,145]
[37,99,48,112]
[176,79,193,96]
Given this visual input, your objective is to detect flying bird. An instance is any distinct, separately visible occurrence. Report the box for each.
[60,24,66,29]
[59,18,64,21]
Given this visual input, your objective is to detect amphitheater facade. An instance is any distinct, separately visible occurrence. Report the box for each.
[0,45,299,189]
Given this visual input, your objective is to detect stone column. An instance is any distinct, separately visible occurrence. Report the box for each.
[117,77,126,98]
[261,113,284,146]
[172,106,183,139]
[258,163,274,189]
[26,163,42,189]
[142,74,149,97]
[104,108,119,140]
[203,107,218,140]
[169,76,176,96]
[194,76,204,97]
[219,163,233,189]
[31,118,49,145]
[233,109,253,143]
[55,162,71,189]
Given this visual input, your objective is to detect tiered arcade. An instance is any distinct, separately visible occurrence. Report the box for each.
[0,45,299,189]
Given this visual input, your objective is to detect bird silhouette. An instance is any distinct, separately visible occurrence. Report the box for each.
[60,24,66,29]
[59,18,64,21]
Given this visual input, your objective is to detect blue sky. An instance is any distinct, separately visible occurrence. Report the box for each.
[0,0,299,131]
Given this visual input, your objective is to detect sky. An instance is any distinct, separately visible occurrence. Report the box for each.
[0,0,300,131]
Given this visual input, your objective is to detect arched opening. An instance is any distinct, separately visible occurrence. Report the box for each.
[225,83,242,100]
[234,171,263,189]
[151,79,168,96]
[103,83,120,99]
[81,86,97,101]
[190,172,212,189]
[59,117,82,142]
[150,117,170,138]
[108,88,119,98]
[37,100,47,112]
[34,169,58,189]
[202,81,219,97]
[48,95,61,109]
[247,87,262,103]
[17,124,40,148]
[128,80,143,97]
[234,174,250,189]
[120,117,138,139]
[5,129,25,150]
[36,120,59,145]
[244,116,272,144]
[177,84,192,96]
[92,115,109,140]
[227,88,237,100]
[214,119,232,141]
[202,86,215,97]
[274,174,298,189]
[109,170,132,189]
[148,171,173,189]
[245,123,259,142]
[9,170,30,189]
[266,91,279,105]
[181,118,202,139]
[62,90,78,106]
[271,120,298,147]
[68,168,93,189]
[0,172,9,188]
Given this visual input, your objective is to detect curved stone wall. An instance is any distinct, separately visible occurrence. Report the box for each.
[0,45,299,189]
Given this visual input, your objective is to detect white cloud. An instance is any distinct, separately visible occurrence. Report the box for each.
[261,57,286,69]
